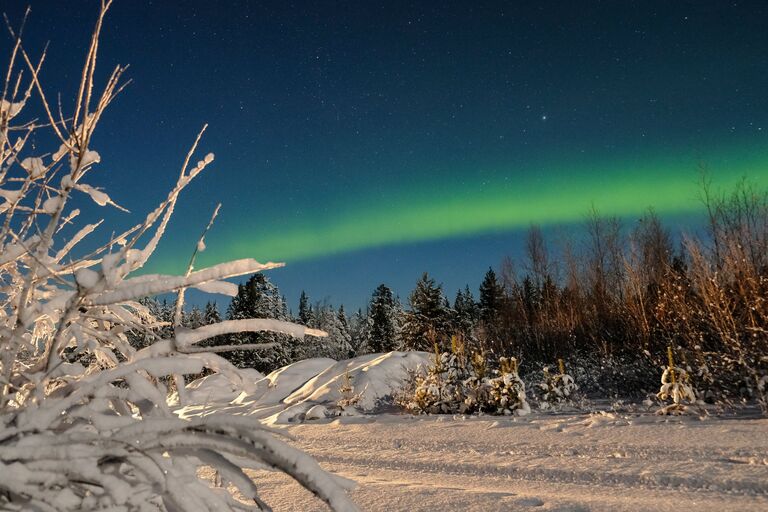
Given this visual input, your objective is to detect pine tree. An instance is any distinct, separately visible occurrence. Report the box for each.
[298,290,311,325]
[225,273,292,371]
[402,273,451,351]
[337,305,353,358]
[368,284,401,353]
[479,267,504,326]
[453,285,479,340]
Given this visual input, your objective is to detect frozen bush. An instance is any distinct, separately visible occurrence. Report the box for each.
[537,359,579,411]
[400,340,529,416]
[0,4,357,511]
[656,347,698,415]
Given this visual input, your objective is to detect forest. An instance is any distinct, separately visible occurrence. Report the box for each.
[139,177,768,404]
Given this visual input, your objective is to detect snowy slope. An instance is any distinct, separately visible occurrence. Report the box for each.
[175,352,431,423]
[285,351,430,410]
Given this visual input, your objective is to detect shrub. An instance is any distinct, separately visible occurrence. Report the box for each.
[400,340,530,416]
[0,4,357,510]
[537,359,579,410]
[656,347,699,415]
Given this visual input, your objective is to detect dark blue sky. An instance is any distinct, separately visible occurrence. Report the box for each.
[4,1,768,311]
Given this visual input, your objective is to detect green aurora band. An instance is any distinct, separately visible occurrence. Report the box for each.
[162,145,768,271]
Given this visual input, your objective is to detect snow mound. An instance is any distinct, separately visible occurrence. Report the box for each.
[177,352,430,424]
[182,368,265,404]
[285,351,431,411]
[247,357,337,404]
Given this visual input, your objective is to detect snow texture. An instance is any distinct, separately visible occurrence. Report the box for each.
[227,410,768,511]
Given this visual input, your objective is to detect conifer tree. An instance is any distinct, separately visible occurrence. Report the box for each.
[402,273,451,350]
[203,301,222,325]
[349,308,371,356]
[479,267,504,326]
[368,284,401,353]
[298,290,311,325]
[226,273,291,371]
[185,305,205,329]
[453,286,479,340]
[337,305,353,358]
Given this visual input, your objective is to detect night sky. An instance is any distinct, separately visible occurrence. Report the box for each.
[4,1,768,310]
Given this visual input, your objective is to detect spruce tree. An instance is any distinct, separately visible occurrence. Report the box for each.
[185,306,205,329]
[203,301,222,325]
[453,285,479,339]
[298,290,311,325]
[368,284,400,353]
[349,308,370,356]
[337,305,353,358]
[402,273,451,351]
[479,267,504,327]
[225,273,292,371]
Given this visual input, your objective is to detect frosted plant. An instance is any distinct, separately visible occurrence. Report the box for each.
[401,348,531,416]
[538,359,579,411]
[0,3,357,511]
[485,357,530,416]
[402,349,462,414]
[656,347,698,415]
[333,370,362,416]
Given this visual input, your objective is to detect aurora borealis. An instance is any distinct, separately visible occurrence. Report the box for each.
[6,1,768,308]
[217,146,768,264]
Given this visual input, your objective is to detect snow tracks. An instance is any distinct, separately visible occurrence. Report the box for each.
[246,413,768,511]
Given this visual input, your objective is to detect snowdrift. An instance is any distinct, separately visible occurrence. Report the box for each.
[176,351,431,424]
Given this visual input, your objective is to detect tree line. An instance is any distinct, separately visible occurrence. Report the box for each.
[132,178,768,402]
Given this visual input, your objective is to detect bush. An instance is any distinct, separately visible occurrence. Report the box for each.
[0,4,357,510]
[400,339,530,416]
[536,359,579,411]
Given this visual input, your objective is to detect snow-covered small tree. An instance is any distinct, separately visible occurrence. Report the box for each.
[400,336,531,416]
[656,346,698,415]
[537,359,579,411]
[485,357,531,416]
[335,369,362,415]
[0,4,357,510]
[401,337,473,414]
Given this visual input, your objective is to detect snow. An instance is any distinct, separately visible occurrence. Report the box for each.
[285,351,431,411]
[20,157,46,178]
[74,267,100,289]
[181,353,768,511]
[182,368,264,404]
[225,411,768,511]
[176,352,431,424]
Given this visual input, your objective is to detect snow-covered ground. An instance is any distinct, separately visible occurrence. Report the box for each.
[181,354,768,511]
[244,413,768,511]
